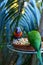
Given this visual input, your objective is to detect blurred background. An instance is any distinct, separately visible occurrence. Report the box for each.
[0,0,43,65]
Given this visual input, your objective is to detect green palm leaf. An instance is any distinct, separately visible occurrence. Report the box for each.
[0,0,42,65]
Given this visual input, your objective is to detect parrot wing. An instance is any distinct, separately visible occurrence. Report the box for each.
[28,31,43,65]
[28,31,41,50]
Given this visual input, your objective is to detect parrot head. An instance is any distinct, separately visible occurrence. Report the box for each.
[14,27,22,38]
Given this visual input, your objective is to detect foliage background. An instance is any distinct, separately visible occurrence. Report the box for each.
[0,0,43,65]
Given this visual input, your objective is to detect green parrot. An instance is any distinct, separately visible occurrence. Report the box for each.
[27,30,43,65]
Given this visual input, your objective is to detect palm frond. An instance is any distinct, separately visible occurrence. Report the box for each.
[0,0,42,65]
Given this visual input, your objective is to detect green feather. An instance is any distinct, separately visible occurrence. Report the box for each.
[27,30,43,65]
[37,50,43,65]
[28,31,41,50]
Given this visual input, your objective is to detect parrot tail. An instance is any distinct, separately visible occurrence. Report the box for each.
[37,50,43,65]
